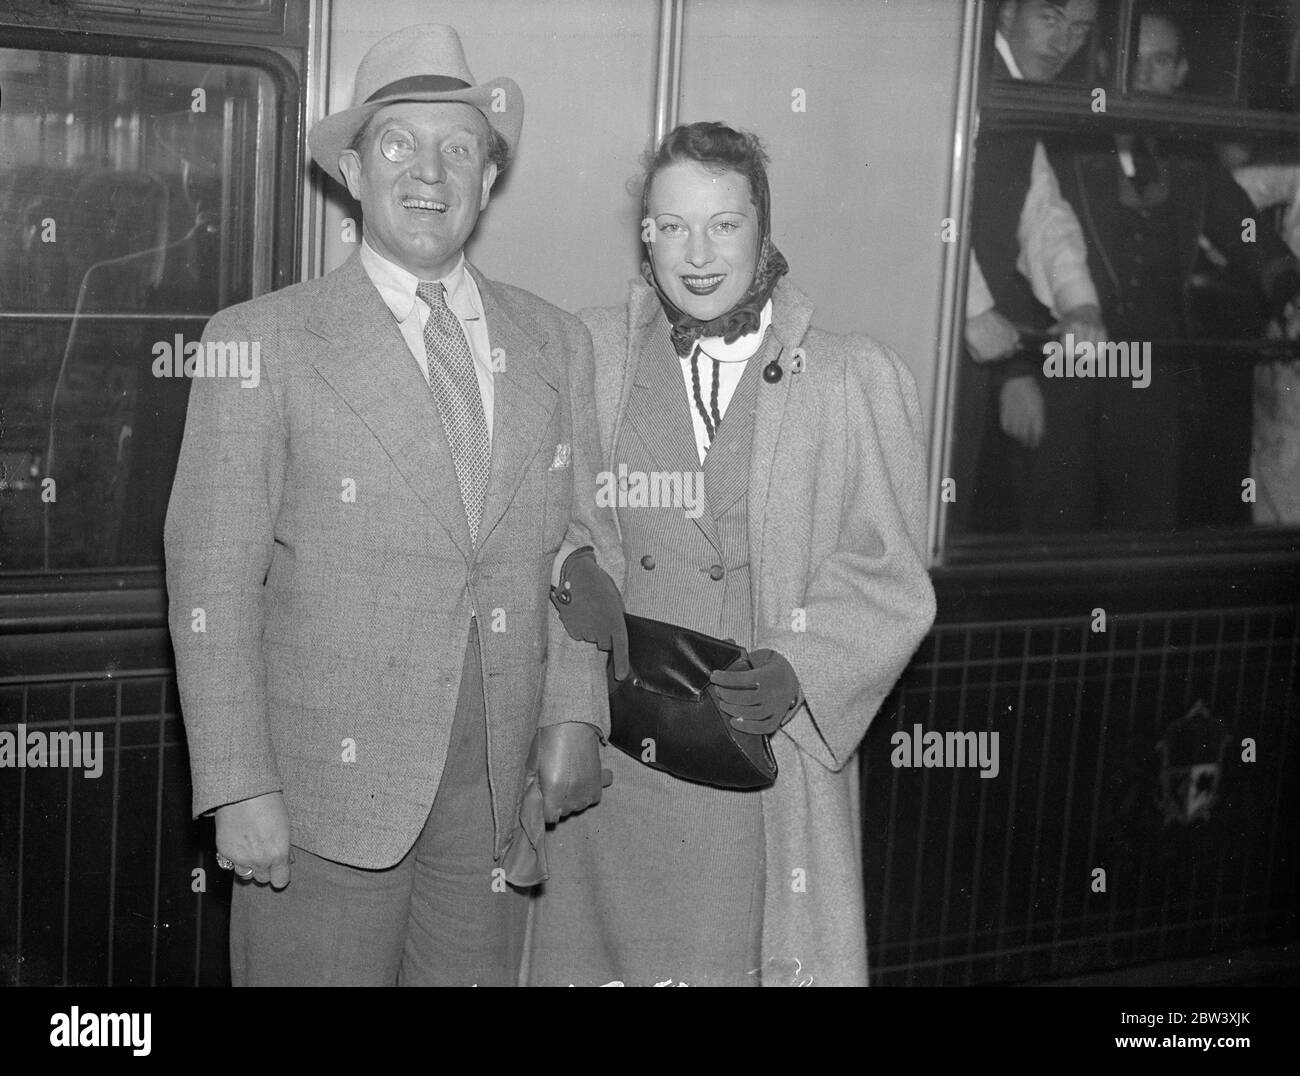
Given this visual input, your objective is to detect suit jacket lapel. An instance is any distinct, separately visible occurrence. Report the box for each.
[625,303,721,551]
[305,253,473,559]
[748,280,814,590]
[702,334,770,520]
[470,265,561,550]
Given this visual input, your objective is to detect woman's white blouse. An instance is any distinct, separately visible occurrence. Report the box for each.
[676,299,774,464]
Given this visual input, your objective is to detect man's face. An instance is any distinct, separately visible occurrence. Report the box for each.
[999,0,1099,82]
[338,102,497,279]
[1133,15,1188,95]
[647,161,760,322]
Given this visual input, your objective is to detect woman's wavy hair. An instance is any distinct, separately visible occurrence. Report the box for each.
[639,121,770,212]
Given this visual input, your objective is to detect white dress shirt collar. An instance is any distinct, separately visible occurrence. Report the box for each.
[995,31,1025,80]
[693,299,774,363]
[359,239,482,323]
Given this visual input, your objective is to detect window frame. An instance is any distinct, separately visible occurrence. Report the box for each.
[935,0,1300,568]
[0,23,303,625]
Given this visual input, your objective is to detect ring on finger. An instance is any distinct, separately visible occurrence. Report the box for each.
[216,853,234,871]
[236,867,254,878]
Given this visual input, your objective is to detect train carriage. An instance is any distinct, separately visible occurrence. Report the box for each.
[0,0,1296,987]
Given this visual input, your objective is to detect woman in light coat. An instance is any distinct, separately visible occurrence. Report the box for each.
[531,122,935,987]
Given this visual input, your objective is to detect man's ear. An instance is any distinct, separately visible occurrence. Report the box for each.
[338,149,363,200]
[479,160,499,210]
[1173,57,1189,89]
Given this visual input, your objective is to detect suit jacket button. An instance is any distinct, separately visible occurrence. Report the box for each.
[640,554,655,570]
[708,564,725,581]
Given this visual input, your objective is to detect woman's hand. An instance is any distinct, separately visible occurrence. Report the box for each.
[709,649,802,735]
[549,546,631,679]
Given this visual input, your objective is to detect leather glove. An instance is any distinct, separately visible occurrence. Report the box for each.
[708,648,802,735]
[537,721,613,824]
[550,546,630,680]
[501,732,548,886]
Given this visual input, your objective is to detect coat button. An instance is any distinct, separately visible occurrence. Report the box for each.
[762,359,782,383]
[640,554,655,570]
[708,564,725,581]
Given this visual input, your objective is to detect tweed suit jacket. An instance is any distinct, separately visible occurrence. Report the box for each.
[578,278,936,984]
[164,252,620,869]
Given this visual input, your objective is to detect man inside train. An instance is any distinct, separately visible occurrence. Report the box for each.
[958,0,1109,533]
[1038,2,1300,530]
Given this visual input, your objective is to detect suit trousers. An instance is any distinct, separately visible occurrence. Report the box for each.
[229,624,529,986]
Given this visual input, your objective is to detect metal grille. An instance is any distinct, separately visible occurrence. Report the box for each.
[863,605,1300,985]
[2,603,1296,986]
[0,675,230,986]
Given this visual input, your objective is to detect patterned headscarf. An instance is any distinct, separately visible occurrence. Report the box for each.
[640,157,789,358]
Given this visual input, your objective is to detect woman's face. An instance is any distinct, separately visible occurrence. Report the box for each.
[646,161,759,321]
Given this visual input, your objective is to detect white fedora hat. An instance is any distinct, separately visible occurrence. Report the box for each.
[308,24,523,186]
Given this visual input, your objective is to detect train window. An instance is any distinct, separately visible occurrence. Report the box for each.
[0,48,277,574]
[1243,0,1300,111]
[951,0,1300,546]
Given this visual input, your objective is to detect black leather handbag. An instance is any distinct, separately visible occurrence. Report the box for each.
[607,613,777,790]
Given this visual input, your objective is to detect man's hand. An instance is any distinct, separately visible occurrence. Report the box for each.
[1268,298,1300,342]
[1051,303,1107,347]
[550,546,630,679]
[964,308,1022,363]
[709,649,802,735]
[1000,375,1045,448]
[537,722,612,824]
[215,791,292,889]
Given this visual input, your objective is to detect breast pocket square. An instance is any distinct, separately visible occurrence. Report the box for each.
[549,443,571,471]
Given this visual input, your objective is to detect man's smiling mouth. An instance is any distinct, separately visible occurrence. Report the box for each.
[401,197,448,213]
[682,274,724,295]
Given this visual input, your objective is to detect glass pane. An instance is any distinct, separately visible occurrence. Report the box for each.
[0,49,276,574]
[1243,0,1300,112]
[954,122,1300,540]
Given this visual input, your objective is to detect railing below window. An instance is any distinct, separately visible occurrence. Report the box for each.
[863,604,1299,985]
[1,601,1296,986]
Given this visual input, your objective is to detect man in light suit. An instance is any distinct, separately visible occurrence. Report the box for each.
[164,24,625,986]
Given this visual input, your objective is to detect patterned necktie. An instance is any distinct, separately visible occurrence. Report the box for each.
[416,280,491,543]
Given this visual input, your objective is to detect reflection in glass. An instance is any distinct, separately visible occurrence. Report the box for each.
[0,49,276,573]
